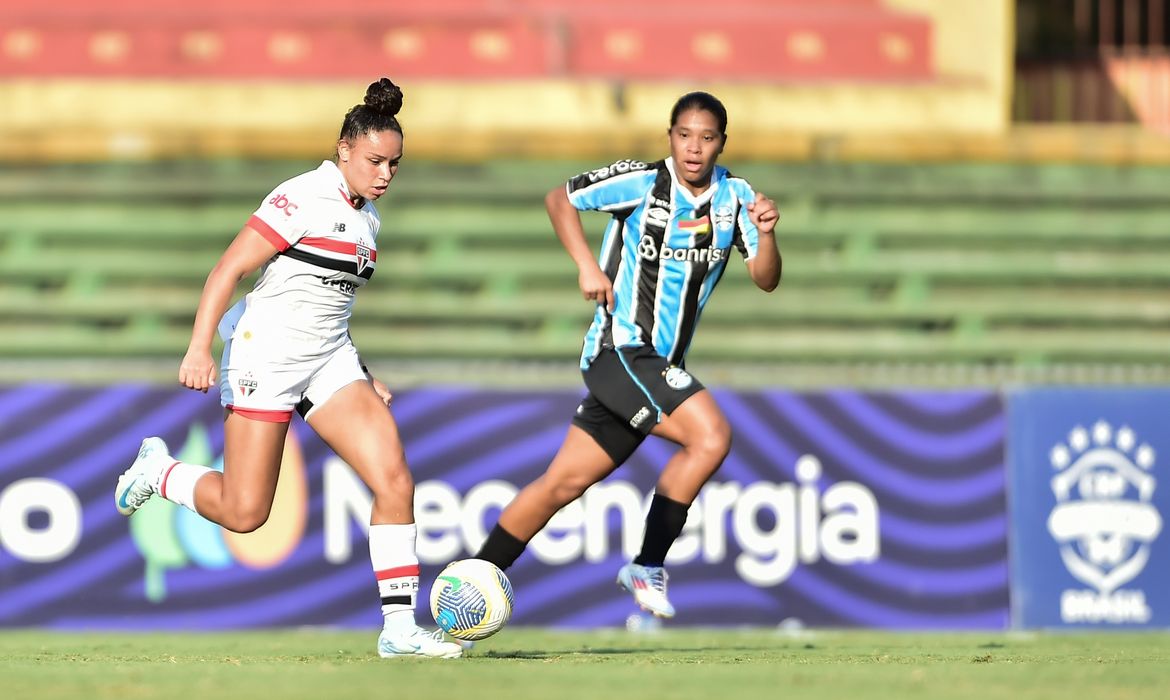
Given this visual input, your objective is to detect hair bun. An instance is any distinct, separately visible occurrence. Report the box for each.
[363,78,403,117]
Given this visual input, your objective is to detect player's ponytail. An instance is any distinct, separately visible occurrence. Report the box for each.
[339,77,404,143]
[363,77,403,119]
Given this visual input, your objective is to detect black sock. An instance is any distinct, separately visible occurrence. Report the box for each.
[474,524,528,572]
[633,493,689,567]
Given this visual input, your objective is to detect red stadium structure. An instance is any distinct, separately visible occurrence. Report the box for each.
[1,0,933,81]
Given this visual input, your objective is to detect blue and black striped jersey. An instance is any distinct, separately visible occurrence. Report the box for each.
[566,157,762,369]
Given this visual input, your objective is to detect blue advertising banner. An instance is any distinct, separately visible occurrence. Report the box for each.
[1008,388,1169,628]
[0,386,1009,630]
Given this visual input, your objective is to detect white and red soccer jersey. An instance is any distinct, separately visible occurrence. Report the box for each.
[222,160,380,351]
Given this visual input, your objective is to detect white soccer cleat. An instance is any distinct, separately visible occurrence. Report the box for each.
[377,627,463,659]
[114,437,171,516]
[617,563,676,619]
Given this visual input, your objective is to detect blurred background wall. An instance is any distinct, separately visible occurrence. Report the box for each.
[2,0,1169,386]
[3,0,1012,161]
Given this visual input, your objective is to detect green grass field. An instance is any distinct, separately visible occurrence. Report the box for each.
[2,628,1168,700]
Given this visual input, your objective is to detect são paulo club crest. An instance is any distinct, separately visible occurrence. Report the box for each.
[237,373,258,398]
[1047,420,1162,622]
[355,244,371,275]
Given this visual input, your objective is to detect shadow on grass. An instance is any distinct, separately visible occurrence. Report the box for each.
[480,646,781,659]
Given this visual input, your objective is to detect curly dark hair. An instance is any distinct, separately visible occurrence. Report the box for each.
[339,77,404,142]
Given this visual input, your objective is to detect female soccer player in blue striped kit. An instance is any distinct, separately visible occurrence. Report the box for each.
[476,91,781,618]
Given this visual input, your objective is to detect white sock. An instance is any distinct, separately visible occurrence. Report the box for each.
[370,523,420,633]
[159,462,214,514]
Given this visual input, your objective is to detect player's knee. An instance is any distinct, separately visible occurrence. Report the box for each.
[544,474,592,506]
[222,508,270,536]
[370,465,414,500]
[693,422,732,464]
[222,503,271,533]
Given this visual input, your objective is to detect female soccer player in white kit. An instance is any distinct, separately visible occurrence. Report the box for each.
[114,77,463,659]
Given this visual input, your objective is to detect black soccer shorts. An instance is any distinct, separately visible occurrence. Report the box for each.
[570,345,706,464]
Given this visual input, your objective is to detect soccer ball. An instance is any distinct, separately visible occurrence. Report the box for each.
[429,558,514,641]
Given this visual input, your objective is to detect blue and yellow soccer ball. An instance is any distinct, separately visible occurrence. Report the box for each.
[429,558,514,641]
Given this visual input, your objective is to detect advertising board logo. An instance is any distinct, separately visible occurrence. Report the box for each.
[1047,420,1162,623]
[128,424,307,602]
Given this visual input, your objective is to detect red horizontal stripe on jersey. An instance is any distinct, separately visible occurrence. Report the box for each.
[247,215,291,251]
[375,564,421,580]
[300,237,378,261]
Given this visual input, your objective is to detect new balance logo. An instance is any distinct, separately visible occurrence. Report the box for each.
[332,222,346,232]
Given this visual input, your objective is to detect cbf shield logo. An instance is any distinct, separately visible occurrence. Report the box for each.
[1047,420,1162,623]
[1008,389,1170,628]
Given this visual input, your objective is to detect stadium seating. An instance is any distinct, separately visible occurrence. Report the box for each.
[1,159,1169,372]
[2,0,932,81]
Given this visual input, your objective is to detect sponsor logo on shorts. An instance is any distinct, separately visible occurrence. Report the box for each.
[664,367,693,390]
[629,406,652,429]
[332,222,346,232]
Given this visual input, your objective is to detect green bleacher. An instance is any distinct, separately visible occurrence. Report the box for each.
[2,159,1169,384]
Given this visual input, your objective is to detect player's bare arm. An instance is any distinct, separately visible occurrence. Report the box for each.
[546,186,614,311]
[746,191,781,292]
[179,226,280,392]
